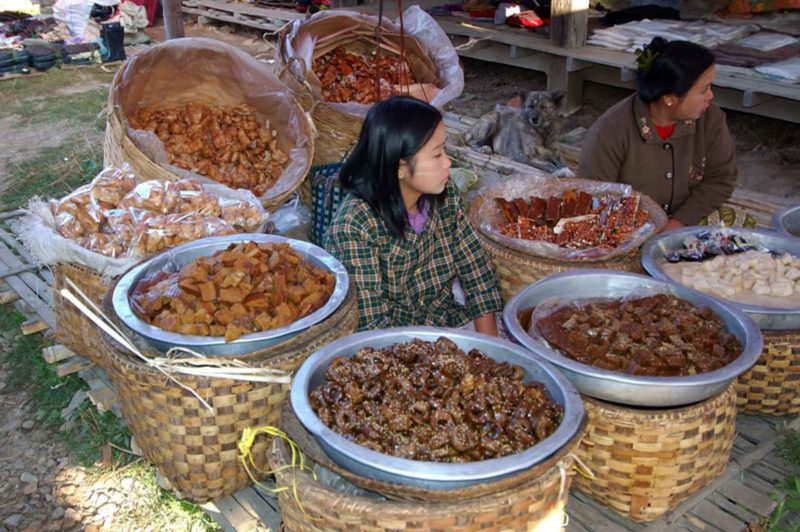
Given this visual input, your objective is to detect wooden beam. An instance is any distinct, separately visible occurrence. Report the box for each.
[550,0,589,48]
[163,0,185,39]
[21,319,49,335]
[43,344,78,364]
[56,357,93,378]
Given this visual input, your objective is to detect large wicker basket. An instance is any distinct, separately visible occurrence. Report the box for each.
[53,262,112,368]
[736,329,800,415]
[574,383,737,522]
[104,39,314,212]
[100,284,357,503]
[269,411,586,531]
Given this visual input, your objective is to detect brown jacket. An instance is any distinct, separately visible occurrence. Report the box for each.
[578,93,737,225]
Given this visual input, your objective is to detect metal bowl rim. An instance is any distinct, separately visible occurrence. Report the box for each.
[112,233,349,350]
[502,269,763,389]
[290,326,585,483]
[772,205,800,238]
[641,226,800,315]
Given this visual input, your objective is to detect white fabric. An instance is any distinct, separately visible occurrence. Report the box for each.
[736,32,798,52]
[53,0,93,39]
[756,56,800,81]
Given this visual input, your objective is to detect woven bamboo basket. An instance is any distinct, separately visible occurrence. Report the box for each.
[279,400,587,503]
[574,382,737,522]
[735,329,800,415]
[269,411,586,531]
[52,263,113,368]
[475,232,643,302]
[100,283,357,503]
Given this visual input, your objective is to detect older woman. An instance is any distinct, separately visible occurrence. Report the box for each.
[578,37,737,231]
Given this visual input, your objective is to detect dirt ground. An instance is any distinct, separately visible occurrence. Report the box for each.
[0,24,798,532]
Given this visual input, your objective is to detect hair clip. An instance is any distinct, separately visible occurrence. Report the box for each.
[634,47,659,74]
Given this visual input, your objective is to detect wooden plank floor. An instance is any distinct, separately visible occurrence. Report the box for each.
[0,134,797,530]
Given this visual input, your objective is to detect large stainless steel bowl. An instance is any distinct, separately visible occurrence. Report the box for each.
[290,327,585,490]
[642,227,800,330]
[773,205,800,239]
[503,270,762,407]
[112,234,349,356]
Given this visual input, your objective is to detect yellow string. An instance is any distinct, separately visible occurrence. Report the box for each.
[238,426,321,521]
[570,453,596,480]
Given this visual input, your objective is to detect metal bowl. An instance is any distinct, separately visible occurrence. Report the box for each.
[112,234,349,356]
[773,205,800,239]
[642,227,800,330]
[503,270,763,407]
[290,327,585,491]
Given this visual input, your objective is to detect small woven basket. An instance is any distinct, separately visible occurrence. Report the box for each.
[100,283,357,503]
[269,412,585,531]
[736,329,800,415]
[53,263,112,368]
[574,383,737,522]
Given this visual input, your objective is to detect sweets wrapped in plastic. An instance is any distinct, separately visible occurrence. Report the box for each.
[90,167,137,209]
[218,198,265,231]
[51,185,105,237]
[77,233,126,258]
[121,180,182,214]
[129,212,237,257]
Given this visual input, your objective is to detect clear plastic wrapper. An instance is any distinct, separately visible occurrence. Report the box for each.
[18,166,269,277]
[129,212,237,257]
[218,198,266,232]
[110,38,313,205]
[475,176,667,261]
[121,180,182,213]
[50,184,106,236]
[90,166,137,209]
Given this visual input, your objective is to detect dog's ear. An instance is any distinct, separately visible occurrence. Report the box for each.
[550,91,566,103]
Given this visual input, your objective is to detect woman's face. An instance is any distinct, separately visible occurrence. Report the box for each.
[398,121,451,209]
[673,65,716,120]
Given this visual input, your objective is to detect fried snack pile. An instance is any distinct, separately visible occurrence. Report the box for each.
[495,190,649,249]
[127,102,288,197]
[536,294,742,377]
[313,46,416,104]
[50,168,265,258]
[310,337,563,462]
[131,241,337,342]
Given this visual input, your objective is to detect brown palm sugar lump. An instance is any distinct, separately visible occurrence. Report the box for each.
[130,241,336,342]
[535,294,742,377]
[310,337,563,462]
[128,102,289,196]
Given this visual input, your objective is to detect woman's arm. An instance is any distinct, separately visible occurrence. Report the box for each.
[324,213,398,331]
[577,119,626,183]
[671,110,737,226]
[449,190,504,331]
[474,312,499,337]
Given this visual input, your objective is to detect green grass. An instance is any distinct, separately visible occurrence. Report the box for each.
[2,148,102,210]
[768,431,800,532]
[0,68,115,126]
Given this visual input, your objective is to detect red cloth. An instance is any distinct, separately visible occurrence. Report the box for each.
[125,0,158,26]
[654,123,676,140]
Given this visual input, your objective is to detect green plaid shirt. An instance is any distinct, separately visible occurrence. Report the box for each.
[324,184,503,331]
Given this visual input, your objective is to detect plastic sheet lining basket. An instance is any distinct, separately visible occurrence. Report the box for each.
[574,382,737,522]
[100,282,357,503]
[268,404,587,531]
[736,329,800,415]
[103,38,314,212]
[53,263,112,368]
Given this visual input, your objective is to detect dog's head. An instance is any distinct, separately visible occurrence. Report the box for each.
[521,90,565,127]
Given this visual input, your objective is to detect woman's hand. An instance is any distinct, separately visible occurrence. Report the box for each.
[474,312,499,337]
[661,218,685,233]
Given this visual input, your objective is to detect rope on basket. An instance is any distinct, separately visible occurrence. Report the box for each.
[59,276,293,413]
[238,425,321,521]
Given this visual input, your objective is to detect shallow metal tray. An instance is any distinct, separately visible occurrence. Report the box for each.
[773,205,800,239]
[503,270,763,407]
[112,234,349,356]
[641,226,800,330]
[290,327,585,490]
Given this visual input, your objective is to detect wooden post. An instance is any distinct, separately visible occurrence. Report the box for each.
[162,0,185,39]
[550,0,588,48]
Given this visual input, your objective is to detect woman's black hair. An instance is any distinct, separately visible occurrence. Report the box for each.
[339,95,444,239]
[635,37,715,104]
